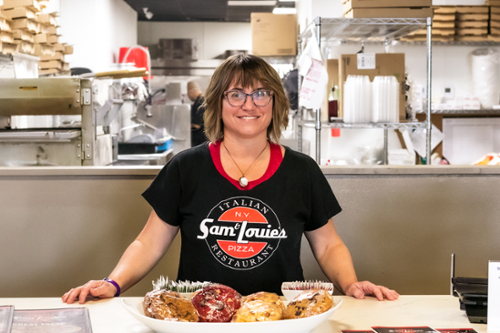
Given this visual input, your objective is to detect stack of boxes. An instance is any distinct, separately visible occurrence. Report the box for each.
[342,0,433,18]
[0,0,73,75]
[454,6,489,41]
[488,0,500,41]
[403,7,456,42]
[404,5,492,42]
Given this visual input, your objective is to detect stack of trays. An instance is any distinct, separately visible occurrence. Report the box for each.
[0,0,74,76]
[454,6,489,41]
[342,0,432,18]
[488,0,500,41]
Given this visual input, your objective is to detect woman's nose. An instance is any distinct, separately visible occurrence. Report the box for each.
[242,94,255,109]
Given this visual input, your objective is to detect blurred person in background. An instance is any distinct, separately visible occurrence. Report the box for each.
[188,81,207,147]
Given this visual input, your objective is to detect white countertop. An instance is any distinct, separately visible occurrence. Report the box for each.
[0,296,486,333]
[1,165,500,177]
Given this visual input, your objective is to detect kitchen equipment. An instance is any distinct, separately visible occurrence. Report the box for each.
[0,77,114,166]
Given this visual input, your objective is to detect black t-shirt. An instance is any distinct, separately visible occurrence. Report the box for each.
[142,143,342,295]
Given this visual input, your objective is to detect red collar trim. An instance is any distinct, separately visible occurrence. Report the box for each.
[210,141,283,190]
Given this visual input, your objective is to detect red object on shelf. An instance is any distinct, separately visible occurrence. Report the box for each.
[331,128,340,137]
[118,47,150,79]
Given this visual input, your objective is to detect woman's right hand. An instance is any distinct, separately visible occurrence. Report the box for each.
[62,280,117,304]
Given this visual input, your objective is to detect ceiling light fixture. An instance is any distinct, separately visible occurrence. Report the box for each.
[272,7,297,14]
[227,1,277,6]
[142,7,153,20]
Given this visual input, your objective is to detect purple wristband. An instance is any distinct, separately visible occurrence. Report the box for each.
[103,278,121,297]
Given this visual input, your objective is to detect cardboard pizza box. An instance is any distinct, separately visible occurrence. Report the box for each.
[1,7,36,19]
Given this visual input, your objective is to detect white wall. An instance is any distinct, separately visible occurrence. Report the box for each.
[138,21,252,60]
[59,0,137,72]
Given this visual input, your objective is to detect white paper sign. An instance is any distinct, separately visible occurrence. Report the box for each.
[297,34,329,110]
[357,53,376,69]
[488,260,500,332]
[299,59,329,110]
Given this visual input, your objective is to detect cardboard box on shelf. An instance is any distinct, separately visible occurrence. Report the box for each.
[13,29,34,43]
[63,44,73,54]
[434,21,456,28]
[433,6,457,14]
[251,13,297,56]
[39,59,61,69]
[456,27,488,34]
[34,42,54,56]
[11,18,39,33]
[343,0,431,13]
[0,16,12,31]
[0,30,13,43]
[407,28,455,35]
[456,20,488,27]
[455,34,488,40]
[1,7,36,19]
[433,13,457,20]
[0,41,17,54]
[338,53,406,120]
[38,68,59,75]
[37,12,57,26]
[39,51,63,61]
[344,7,433,18]
[455,5,489,12]
[490,20,500,28]
[456,12,488,20]
[16,40,34,54]
[2,0,40,11]
[34,33,47,44]
[45,25,57,35]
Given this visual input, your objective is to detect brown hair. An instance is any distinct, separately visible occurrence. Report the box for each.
[203,54,289,143]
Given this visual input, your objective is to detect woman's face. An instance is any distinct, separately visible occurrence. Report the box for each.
[221,80,273,142]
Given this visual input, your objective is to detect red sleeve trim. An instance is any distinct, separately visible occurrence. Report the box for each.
[209,141,283,190]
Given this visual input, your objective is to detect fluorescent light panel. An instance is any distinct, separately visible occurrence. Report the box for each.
[228,1,277,6]
[272,7,297,14]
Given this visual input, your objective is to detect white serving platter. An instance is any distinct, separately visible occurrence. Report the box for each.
[122,297,342,333]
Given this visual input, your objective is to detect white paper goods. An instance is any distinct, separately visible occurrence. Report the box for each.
[298,34,328,110]
[488,260,500,332]
[409,124,444,158]
[471,48,499,109]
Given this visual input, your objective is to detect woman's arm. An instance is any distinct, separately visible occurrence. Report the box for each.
[62,209,179,304]
[305,219,399,301]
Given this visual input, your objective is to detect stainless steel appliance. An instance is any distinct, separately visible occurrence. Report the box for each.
[0,77,113,166]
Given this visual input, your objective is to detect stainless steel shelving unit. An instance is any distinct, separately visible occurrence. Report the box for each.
[417,109,500,115]
[298,17,433,164]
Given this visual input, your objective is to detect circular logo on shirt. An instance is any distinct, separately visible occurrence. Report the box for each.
[196,196,287,270]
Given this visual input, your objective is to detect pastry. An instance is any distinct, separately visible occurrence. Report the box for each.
[143,289,199,322]
[284,289,333,319]
[190,283,241,322]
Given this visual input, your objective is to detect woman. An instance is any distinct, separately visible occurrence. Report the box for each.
[62,54,398,304]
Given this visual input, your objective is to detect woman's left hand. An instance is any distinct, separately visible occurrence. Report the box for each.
[344,281,399,301]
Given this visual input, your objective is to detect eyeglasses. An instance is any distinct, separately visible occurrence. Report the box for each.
[223,90,274,107]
